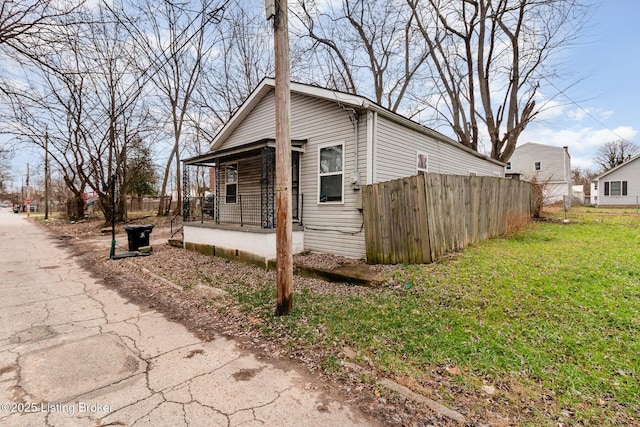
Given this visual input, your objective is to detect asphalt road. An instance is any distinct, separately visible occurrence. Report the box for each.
[0,208,377,426]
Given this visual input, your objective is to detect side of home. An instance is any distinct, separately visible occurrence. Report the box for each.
[183,79,505,262]
[594,155,640,207]
[507,142,571,203]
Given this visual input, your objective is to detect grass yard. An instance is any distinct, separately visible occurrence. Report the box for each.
[227,207,640,425]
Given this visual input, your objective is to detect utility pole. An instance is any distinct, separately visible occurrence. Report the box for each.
[109,174,117,259]
[269,0,293,315]
[26,163,30,218]
[44,132,49,220]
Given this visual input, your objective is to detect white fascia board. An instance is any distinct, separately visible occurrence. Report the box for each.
[289,81,368,109]
[208,79,367,153]
[596,154,640,180]
[208,78,275,152]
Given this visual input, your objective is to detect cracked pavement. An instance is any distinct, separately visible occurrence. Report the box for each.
[0,209,379,426]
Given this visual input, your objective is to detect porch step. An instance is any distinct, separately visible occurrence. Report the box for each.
[168,238,183,248]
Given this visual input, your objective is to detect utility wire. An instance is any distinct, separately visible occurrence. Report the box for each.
[542,75,636,145]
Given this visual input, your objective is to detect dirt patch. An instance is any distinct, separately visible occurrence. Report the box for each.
[232,367,263,382]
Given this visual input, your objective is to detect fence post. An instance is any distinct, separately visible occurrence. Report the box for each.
[239,195,244,227]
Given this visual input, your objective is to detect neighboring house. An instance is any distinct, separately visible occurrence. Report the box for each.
[182,78,505,263]
[593,154,640,207]
[590,182,598,205]
[572,185,585,204]
[506,142,572,204]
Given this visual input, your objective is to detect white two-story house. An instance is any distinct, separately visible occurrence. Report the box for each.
[506,142,572,204]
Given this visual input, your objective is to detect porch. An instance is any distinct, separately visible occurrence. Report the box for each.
[182,139,305,229]
[181,139,306,266]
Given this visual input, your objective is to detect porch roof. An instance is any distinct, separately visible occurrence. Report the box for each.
[183,138,308,166]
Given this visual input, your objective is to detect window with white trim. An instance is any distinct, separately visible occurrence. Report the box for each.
[417,151,428,174]
[318,143,344,203]
[225,163,238,203]
[604,180,627,196]
[534,161,541,171]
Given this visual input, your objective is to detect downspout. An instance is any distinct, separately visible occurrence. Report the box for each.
[563,146,570,196]
[366,111,377,184]
[350,111,361,190]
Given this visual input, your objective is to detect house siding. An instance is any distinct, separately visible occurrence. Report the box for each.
[508,143,571,202]
[218,90,368,258]
[194,82,507,260]
[374,115,504,181]
[216,155,263,225]
[597,157,640,206]
[218,155,262,199]
[223,96,275,149]
[292,92,368,259]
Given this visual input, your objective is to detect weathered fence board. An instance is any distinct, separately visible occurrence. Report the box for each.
[363,174,534,264]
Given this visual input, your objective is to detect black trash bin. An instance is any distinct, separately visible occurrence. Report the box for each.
[124,224,154,251]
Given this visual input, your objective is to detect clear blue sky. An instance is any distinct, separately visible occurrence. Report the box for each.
[520,0,640,171]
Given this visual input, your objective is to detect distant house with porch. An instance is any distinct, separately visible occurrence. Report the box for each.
[592,154,640,207]
[182,78,505,264]
[506,142,572,204]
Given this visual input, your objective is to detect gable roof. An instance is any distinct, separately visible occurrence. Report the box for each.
[596,154,640,180]
[514,142,571,158]
[203,77,504,166]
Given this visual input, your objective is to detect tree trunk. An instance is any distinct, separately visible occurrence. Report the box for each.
[157,148,176,216]
[175,149,182,215]
[71,195,85,221]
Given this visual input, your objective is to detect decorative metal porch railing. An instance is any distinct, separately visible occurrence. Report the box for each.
[184,193,303,228]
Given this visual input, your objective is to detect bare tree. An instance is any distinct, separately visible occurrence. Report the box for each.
[195,4,274,129]
[80,4,151,223]
[0,147,12,194]
[293,0,432,115]
[0,1,83,56]
[408,0,587,161]
[0,1,85,173]
[3,2,151,222]
[123,0,229,216]
[593,139,639,172]
[571,166,595,185]
[4,15,93,220]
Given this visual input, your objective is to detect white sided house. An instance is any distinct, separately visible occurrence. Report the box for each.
[506,142,572,204]
[182,79,505,264]
[593,154,640,207]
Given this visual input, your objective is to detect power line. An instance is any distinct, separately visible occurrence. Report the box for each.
[542,76,636,145]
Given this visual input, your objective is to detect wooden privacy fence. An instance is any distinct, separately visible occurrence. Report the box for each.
[362,173,535,264]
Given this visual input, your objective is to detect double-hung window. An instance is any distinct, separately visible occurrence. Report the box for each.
[225,163,238,204]
[318,143,344,203]
[604,180,627,196]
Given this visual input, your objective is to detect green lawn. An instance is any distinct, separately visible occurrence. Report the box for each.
[227,207,640,425]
